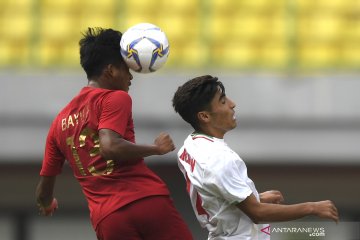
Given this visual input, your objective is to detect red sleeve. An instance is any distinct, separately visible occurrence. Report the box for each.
[98,91,132,136]
[40,121,65,176]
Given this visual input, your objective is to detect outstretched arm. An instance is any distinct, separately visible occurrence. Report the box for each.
[35,176,58,216]
[99,129,175,162]
[237,194,339,224]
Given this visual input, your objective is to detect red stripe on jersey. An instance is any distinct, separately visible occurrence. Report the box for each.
[185,173,191,193]
[196,192,209,218]
[185,173,209,219]
[192,136,214,142]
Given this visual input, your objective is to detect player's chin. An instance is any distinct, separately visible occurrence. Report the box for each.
[120,86,129,92]
[226,123,237,132]
[231,117,237,126]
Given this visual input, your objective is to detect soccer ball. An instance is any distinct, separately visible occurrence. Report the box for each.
[120,23,170,73]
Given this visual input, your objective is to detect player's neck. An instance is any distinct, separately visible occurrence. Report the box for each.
[87,80,100,88]
[88,79,111,90]
[196,128,225,139]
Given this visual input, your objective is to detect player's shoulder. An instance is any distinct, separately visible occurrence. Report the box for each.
[101,89,132,104]
[102,89,130,98]
[187,132,226,152]
[183,132,226,164]
[82,87,130,98]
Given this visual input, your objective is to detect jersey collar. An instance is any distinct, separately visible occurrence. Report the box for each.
[191,132,224,142]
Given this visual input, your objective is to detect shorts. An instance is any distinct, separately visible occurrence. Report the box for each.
[96,195,193,240]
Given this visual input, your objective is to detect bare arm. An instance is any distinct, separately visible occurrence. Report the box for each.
[36,176,57,215]
[99,129,175,162]
[237,194,339,224]
[259,190,284,204]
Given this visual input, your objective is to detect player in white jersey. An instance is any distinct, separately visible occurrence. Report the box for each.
[178,132,270,239]
[172,75,339,240]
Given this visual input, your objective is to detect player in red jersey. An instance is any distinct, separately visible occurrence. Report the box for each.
[35,27,193,240]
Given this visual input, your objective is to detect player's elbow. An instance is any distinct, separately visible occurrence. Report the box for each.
[100,141,129,160]
[247,213,261,224]
[99,136,117,160]
[99,129,127,160]
[99,144,114,160]
[247,208,272,224]
[239,205,262,224]
[237,197,263,224]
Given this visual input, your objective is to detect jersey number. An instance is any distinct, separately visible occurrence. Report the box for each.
[66,128,114,176]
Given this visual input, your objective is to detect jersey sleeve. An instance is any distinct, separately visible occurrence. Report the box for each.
[40,122,65,176]
[203,156,252,204]
[98,91,132,137]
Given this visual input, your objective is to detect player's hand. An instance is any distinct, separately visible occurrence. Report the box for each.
[260,190,284,204]
[154,132,175,155]
[313,200,339,223]
[38,198,58,216]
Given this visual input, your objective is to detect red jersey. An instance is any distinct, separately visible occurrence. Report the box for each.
[40,86,170,229]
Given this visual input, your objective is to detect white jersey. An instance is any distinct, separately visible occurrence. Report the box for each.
[177,132,270,240]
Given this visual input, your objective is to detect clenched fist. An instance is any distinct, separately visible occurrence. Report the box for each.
[154,132,175,155]
[313,200,339,223]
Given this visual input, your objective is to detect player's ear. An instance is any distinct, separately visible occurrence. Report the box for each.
[197,111,210,124]
[103,64,113,78]
[108,64,116,75]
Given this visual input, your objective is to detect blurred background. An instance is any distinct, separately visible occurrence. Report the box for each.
[0,0,359,239]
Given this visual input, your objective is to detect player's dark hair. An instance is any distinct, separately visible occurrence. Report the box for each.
[172,75,225,131]
[79,27,126,79]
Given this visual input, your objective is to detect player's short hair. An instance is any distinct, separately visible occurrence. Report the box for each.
[172,75,225,131]
[79,27,126,79]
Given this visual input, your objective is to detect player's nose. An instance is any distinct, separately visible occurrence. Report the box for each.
[229,98,236,108]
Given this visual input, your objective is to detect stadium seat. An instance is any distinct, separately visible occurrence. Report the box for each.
[304,14,343,41]
[299,43,339,68]
[159,15,199,43]
[63,43,80,66]
[124,0,156,15]
[79,13,115,29]
[340,43,360,67]
[170,41,209,68]
[36,12,76,66]
[316,0,348,10]
[0,11,32,65]
[0,39,31,66]
[0,40,12,65]
[82,0,115,12]
[161,0,198,15]
[214,42,258,68]
[0,0,33,13]
[41,0,77,12]
[208,14,232,43]
[1,13,32,41]
[260,42,289,69]
[232,14,267,41]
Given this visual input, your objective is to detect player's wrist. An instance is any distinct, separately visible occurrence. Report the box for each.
[307,202,316,216]
[39,198,58,216]
[150,144,162,155]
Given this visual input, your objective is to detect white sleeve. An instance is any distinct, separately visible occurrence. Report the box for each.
[202,156,252,204]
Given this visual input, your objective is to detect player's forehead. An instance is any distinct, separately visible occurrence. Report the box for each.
[215,85,225,99]
[209,87,225,105]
